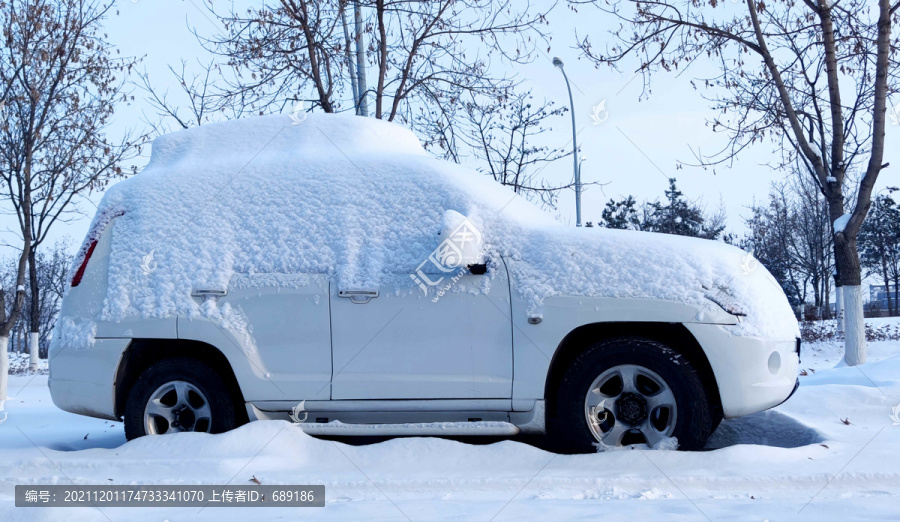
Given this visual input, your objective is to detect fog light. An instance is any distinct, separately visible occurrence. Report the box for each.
[768,351,781,375]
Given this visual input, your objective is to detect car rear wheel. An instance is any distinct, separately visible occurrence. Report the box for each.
[549,337,714,453]
[124,358,239,440]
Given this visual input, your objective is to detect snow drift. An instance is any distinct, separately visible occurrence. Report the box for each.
[68,113,798,344]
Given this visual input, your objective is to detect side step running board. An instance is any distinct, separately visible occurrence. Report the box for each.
[296,421,521,437]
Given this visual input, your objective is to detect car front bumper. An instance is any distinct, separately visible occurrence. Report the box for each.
[685,323,800,418]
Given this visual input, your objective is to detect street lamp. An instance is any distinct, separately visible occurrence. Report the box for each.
[553,56,581,227]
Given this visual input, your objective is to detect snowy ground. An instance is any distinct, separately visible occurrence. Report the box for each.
[2,323,900,521]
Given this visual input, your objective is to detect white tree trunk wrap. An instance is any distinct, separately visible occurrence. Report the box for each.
[842,285,866,366]
[0,336,9,402]
[29,331,39,371]
[836,286,845,337]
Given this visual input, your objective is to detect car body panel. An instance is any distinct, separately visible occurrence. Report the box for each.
[50,227,798,428]
[48,337,130,420]
[48,171,799,434]
[58,219,177,341]
[505,255,740,410]
[329,264,513,400]
[685,323,799,418]
[216,274,332,400]
[176,274,332,402]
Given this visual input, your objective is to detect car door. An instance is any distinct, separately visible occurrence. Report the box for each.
[329,224,513,400]
[178,273,333,402]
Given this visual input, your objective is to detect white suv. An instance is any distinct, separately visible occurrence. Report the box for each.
[49,114,800,452]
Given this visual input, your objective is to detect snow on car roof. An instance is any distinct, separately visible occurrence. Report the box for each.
[74,113,797,344]
[147,111,429,167]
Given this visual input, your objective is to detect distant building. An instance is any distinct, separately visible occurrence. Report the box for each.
[869,284,898,311]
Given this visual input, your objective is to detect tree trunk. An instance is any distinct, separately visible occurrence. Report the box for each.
[374,0,387,119]
[843,285,866,365]
[835,284,844,337]
[834,0,891,363]
[833,209,866,363]
[813,275,821,308]
[894,277,899,312]
[354,1,369,117]
[28,249,39,371]
[0,141,34,405]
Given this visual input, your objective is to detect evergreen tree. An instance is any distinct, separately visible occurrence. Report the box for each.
[600,196,641,230]
[598,179,725,240]
[859,191,900,314]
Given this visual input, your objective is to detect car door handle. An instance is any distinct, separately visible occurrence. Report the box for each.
[191,289,227,302]
[339,290,379,304]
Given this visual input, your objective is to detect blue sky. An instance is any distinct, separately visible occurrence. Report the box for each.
[1,0,898,251]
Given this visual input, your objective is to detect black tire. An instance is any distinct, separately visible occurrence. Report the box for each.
[124,357,239,440]
[548,337,714,453]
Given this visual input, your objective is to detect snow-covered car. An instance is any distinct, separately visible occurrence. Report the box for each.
[49,114,800,452]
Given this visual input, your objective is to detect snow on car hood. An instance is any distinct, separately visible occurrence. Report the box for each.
[75,113,798,343]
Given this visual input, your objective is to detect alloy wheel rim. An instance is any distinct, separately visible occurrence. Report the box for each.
[583,364,677,447]
[143,380,212,435]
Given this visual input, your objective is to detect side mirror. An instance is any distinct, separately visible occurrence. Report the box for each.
[410,211,488,295]
[436,210,485,268]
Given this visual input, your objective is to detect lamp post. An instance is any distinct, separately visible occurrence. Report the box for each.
[553,56,581,227]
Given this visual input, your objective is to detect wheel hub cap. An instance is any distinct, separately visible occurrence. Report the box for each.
[615,392,648,426]
[172,406,196,429]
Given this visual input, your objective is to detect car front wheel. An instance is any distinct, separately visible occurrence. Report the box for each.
[124,358,238,440]
[549,337,715,453]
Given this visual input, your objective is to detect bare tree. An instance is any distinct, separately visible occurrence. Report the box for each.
[2,241,72,359]
[742,175,837,321]
[575,0,898,364]
[456,90,586,207]
[0,0,141,394]
[367,0,551,122]
[137,60,240,135]
[787,175,834,315]
[187,0,553,140]
[193,0,347,114]
[140,1,574,206]
[743,192,808,306]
